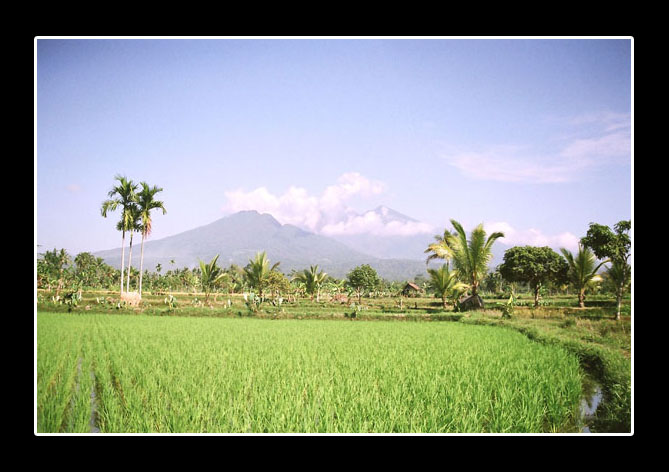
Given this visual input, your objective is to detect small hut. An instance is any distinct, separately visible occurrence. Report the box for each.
[401,282,423,297]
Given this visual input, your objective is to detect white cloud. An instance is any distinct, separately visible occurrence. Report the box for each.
[443,112,631,183]
[321,211,434,237]
[223,186,322,229]
[446,150,576,183]
[485,221,580,251]
[559,129,630,164]
[222,172,422,236]
[569,111,631,133]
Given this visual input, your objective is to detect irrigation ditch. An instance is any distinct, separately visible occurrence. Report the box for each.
[456,316,631,433]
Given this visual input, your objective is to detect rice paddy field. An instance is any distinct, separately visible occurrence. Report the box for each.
[36,311,586,433]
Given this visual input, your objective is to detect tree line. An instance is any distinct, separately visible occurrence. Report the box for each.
[37,175,631,319]
[421,218,631,320]
[37,219,630,319]
[37,249,392,304]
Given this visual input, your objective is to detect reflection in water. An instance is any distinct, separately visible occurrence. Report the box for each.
[580,382,603,433]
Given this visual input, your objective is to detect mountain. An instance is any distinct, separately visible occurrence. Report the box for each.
[329,206,438,261]
[93,210,430,281]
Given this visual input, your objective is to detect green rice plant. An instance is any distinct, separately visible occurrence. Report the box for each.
[37,312,584,433]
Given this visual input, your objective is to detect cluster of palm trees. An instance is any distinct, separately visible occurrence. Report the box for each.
[424,218,627,312]
[101,175,166,300]
[199,251,330,303]
[424,219,504,309]
[292,265,329,302]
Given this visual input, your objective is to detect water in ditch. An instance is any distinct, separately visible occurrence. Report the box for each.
[579,376,603,433]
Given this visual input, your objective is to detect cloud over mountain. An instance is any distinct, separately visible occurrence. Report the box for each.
[222,172,433,237]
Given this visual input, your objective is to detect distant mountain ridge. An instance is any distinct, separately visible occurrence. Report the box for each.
[93,210,432,281]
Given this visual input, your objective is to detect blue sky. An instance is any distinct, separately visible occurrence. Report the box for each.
[35,37,632,256]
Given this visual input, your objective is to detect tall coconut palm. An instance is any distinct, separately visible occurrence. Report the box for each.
[124,204,142,294]
[425,219,504,297]
[427,264,469,309]
[293,265,329,302]
[243,251,280,299]
[560,245,610,308]
[136,182,166,297]
[101,175,138,296]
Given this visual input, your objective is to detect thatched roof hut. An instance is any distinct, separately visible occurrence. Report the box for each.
[402,282,422,297]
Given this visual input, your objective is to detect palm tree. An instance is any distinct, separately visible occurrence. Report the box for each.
[425,219,504,298]
[293,265,329,302]
[136,182,166,297]
[101,175,138,296]
[427,264,469,309]
[243,251,280,299]
[560,245,610,308]
[199,255,228,303]
[44,248,71,298]
[424,229,457,265]
[124,204,142,294]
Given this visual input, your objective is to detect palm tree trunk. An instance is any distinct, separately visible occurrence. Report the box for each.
[138,232,146,297]
[126,231,134,293]
[120,231,126,296]
[579,288,586,308]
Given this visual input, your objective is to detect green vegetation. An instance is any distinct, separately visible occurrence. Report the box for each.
[36,178,632,434]
[560,245,609,308]
[581,220,631,320]
[136,182,167,297]
[100,175,166,300]
[498,246,569,308]
[427,264,468,309]
[423,220,504,298]
[243,251,280,299]
[36,287,631,433]
[346,264,380,304]
[100,175,138,296]
[198,255,228,303]
[37,312,586,433]
[292,265,329,302]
